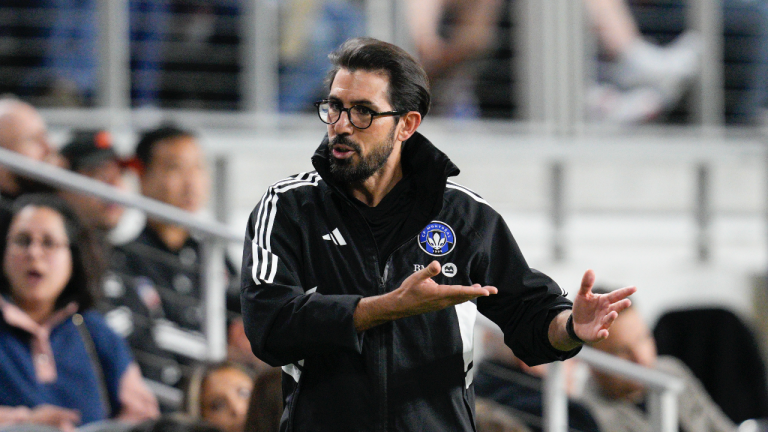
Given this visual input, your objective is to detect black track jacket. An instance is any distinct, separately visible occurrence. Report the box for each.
[241,132,580,432]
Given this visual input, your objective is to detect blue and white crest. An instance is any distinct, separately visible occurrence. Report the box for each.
[418,221,456,256]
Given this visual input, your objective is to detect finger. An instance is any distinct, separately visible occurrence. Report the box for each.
[609,298,632,314]
[454,284,497,295]
[408,261,441,282]
[600,310,619,329]
[578,269,596,296]
[425,261,441,277]
[441,284,497,298]
[604,286,637,303]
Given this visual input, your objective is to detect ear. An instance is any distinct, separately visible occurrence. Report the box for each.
[395,111,422,142]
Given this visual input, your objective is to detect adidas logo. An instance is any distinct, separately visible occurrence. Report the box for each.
[322,228,347,246]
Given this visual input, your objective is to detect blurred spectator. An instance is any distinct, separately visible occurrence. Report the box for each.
[55,130,171,402]
[38,0,98,107]
[407,0,503,118]
[243,368,282,432]
[577,292,736,432]
[279,0,366,112]
[584,0,702,124]
[120,124,241,330]
[58,130,127,237]
[2,1,239,109]
[116,124,212,329]
[106,125,247,404]
[0,194,158,430]
[625,0,768,125]
[0,97,58,208]
[474,327,600,432]
[129,414,222,432]
[131,0,241,109]
[185,362,254,432]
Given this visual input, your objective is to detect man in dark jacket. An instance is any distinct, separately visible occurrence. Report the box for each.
[241,37,636,432]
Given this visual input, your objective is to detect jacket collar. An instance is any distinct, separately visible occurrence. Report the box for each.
[0,296,79,383]
[311,131,460,213]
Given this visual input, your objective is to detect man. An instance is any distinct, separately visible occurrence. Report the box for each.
[119,125,213,332]
[112,125,248,399]
[59,129,126,235]
[241,37,635,431]
[0,97,58,205]
[578,294,736,432]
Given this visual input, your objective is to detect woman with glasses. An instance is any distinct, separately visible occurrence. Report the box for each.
[0,194,158,431]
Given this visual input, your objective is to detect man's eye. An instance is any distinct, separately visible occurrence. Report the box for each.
[328,101,343,111]
[352,106,373,116]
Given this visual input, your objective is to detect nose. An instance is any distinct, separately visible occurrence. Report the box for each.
[232,398,247,418]
[332,109,355,135]
[25,241,47,259]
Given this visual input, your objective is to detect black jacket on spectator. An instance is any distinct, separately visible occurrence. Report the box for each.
[101,226,239,406]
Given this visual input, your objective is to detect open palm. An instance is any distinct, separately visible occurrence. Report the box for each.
[571,269,636,343]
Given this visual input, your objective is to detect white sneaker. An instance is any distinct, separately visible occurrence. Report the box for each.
[608,31,702,110]
[586,83,665,125]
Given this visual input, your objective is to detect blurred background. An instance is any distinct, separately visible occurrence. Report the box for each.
[1,0,768,416]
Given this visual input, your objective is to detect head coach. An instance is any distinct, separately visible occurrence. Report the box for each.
[240,37,635,432]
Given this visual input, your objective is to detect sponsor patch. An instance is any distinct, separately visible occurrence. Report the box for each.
[442,263,457,277]
[418,221,456,256]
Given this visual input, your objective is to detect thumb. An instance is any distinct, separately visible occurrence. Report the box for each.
[422,261,441,278]
[579,269,596,296]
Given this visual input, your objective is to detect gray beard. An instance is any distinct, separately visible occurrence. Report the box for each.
[328,128,396,185]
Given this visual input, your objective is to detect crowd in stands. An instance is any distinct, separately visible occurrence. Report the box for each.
[0,96,278,431]
[2,0,767,124]
[1,1,768,428]
[1,94,768,432]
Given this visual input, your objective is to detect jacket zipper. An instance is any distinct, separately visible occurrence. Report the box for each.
[334,190,435,432]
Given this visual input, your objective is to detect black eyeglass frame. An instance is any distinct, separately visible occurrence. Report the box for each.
[314,100,407,130]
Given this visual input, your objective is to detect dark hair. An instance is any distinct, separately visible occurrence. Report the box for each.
[184,361,256,419]
[325,37,431,119]
[244,367,283,432]
[135,124,196,170]
[0,193,102,311]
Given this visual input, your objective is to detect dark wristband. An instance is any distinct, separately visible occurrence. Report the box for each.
[566,314,584,344]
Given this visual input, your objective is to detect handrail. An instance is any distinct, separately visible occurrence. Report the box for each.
[542,346,684,432]
[478,315,684,432]
[0,147,236,373]
[577,346,684,393]
[578,347,684,432]
[0,147,241,243]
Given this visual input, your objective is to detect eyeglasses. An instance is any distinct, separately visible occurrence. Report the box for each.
[315,100,406,130]
[8,234,69,254]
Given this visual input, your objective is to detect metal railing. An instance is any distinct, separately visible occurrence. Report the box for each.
[0,147,240,363]
[477,315,684,432]
[0,0,731,130]
[570,347,684,432]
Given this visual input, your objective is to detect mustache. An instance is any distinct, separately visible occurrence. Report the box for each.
[329,135,362,154]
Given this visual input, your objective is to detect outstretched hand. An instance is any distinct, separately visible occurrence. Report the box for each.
[354,261,497,332]
[571,269,636,343]
[395,261,498,317]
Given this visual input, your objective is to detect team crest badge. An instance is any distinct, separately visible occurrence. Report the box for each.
[418,221,456,256]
